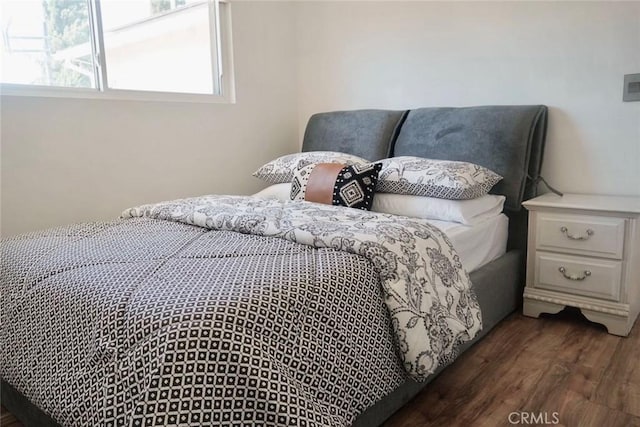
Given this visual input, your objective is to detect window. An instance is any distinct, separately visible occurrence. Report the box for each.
[0,0,234,102]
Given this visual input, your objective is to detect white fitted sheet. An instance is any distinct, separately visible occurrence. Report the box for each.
[426,214,509,273]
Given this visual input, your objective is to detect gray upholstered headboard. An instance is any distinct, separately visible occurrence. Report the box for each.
[302,109,408,161]
[301,105,548,212]
[393,106,548,211]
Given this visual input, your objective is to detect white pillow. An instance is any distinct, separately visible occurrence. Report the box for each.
[253,183,505,225]
[372,193,505,225]
[253,151,370,184]
[252,183,291,200]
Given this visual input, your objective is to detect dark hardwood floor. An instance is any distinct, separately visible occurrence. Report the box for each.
[384,309,640,427]
[1,404,23,427]
[2,310,639,427]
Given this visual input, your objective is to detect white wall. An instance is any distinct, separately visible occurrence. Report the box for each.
[1,2,298,237]
[3,1,639,237]
[295,1,640,197]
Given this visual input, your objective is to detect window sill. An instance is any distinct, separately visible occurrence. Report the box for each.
[0,83,236,104]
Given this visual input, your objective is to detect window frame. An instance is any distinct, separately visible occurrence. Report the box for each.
[0,0,235,104]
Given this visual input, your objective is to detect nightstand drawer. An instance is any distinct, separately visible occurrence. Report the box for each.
[536,213,625,259]
[535,252,622,301]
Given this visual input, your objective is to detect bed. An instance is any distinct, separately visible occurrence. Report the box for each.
[0,105,548,426]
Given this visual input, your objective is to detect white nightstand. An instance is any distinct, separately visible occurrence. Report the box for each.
[522,193,640,336]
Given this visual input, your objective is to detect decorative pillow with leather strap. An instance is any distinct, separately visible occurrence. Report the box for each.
[290,162,382,211]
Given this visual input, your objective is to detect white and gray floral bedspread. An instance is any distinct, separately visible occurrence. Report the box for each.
[1,195,481,426]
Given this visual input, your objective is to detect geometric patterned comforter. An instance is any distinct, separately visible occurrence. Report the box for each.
[1,196,481,426]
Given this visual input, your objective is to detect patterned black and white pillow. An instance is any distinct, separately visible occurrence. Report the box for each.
[253,151,370,184]
[376,156,502,200]
[291,162,382,210]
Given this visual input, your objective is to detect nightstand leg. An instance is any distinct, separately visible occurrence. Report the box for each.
[523,299,565,318]
[580,309,631,337]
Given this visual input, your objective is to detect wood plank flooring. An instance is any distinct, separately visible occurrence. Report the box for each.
[1,309,639,427]
[384,309,640,427]
[1,404,23,427]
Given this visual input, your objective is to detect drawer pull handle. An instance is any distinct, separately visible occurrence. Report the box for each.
[560,226,594,241]
[558,266,591,281]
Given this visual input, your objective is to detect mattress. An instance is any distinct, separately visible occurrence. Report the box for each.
[426,214,508,273]
[253,185,508,274]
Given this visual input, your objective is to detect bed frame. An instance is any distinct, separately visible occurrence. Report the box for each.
[2,105,548,426]
[304,105,548,425]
